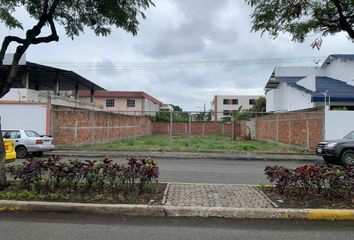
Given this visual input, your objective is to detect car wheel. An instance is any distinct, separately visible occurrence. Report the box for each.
[341,150,354,166]
[323,156,335,164]
[16,146,28,159]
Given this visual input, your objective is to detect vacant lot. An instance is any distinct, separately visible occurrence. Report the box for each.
[77,134,302,153]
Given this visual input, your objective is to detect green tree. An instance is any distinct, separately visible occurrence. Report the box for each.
[246,0,354,48]
[249,97,266,113]
[0,0,154,189]
[232,106,250,141]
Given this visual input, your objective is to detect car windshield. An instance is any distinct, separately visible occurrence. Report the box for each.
[343,131,354,139]
[25,130,41,137]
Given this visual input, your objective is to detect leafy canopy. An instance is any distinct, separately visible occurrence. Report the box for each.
[0,0,154,38]
[246,0,354,48]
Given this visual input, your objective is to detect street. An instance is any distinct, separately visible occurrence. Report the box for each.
[0,212,353,240]
[10,156,322,184]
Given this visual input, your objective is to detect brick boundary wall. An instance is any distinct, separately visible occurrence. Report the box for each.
[255,108,324,150]
[152,121,247,136]
[51,105,153,146]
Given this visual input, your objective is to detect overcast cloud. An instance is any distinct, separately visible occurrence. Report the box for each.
[1,0,354,110]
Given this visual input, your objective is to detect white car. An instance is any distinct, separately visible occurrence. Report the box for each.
[2,129,55,158]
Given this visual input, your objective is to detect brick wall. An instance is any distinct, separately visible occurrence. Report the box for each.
[51,106,153,146]
[255,108,324,150]
[152,121,247,136]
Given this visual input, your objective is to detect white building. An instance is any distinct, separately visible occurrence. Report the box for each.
[0,54,104,135]
[265,54,354,112]
[213,95,263,121]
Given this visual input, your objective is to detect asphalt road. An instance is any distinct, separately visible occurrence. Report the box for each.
[0,212,353,240]
[10,156,322,184]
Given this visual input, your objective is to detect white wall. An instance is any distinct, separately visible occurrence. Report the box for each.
[274,66,316,77]
[325,108,354,140]
[320,59,354,83]
[0,104,48,135]
[1,88,29,101]
[266,82,314,112]
[298,74,316,91]
[142,99,160,115]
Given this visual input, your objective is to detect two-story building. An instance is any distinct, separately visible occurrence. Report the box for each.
[213,95,263,121]
[78,91,163,116]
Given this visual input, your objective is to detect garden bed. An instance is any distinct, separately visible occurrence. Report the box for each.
[1,156,162,205]
[261,186,354,209]
[261,164,354,209]
[0,182,166,205]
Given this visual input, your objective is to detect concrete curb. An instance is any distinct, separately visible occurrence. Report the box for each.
[46,151,321,162]
[0,200,353,221]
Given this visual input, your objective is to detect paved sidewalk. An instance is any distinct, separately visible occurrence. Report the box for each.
[164,183,275,208]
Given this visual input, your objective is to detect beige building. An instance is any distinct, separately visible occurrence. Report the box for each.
[213,95,263,121]
[79,91,163,116]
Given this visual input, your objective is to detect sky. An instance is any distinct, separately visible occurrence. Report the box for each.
[1,0,354,111]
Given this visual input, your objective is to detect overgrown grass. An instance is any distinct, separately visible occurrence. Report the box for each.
[76,134,302,153]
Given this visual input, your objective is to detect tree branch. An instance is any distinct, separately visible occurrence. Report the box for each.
[0,36,26,64]
[330,0,354,38]
[1,0,60,97]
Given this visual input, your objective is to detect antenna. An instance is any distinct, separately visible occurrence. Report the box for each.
[314,59,321,68]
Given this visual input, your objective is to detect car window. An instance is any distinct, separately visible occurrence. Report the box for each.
[1,131,6,137]
[343,131,354,139]
[4,131,20,139]
[24,130,41,137]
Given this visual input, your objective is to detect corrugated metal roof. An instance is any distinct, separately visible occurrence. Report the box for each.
[321,54,354,67]
[311,77,354,102]
[272,76,354,103]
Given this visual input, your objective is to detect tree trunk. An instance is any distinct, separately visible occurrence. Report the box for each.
[0,119,6,190]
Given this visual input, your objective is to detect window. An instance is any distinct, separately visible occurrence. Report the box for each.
[127,99,135,107]
[4,130,20,139]
[249,99,256,105]
[223,99,229,105]
[106,99,115,108]
[232,99,238,105]
[223,110,231,116]
[25,130,40,137]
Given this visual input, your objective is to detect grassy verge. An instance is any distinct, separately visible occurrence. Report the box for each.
[76,134,302,153]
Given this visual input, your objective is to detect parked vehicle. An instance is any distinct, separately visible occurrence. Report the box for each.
[316,131,354,165]
[3,139,16,161]
[1,130,55,158]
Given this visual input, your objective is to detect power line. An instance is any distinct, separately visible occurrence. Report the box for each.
[39,56,327,70]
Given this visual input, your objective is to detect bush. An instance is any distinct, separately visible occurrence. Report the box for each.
[6,156,159,195]
[264,164,354,200]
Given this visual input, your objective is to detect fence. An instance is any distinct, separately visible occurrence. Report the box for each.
[255,108,324,150]
[50,107,326,151]
[51,106,153,146]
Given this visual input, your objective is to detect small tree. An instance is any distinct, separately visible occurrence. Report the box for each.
[232,106,250,141]
[246,0,354,48]
[0,0,154,190]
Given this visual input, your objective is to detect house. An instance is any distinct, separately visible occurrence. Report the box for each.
[265,54,354,112]
[78,91,163,116]
[0,54,105,135]
[213,95,263,121]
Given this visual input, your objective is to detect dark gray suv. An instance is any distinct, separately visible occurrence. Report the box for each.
[316,131,354,165]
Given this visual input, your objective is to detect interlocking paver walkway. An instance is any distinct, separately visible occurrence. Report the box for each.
[165,183,274,208]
